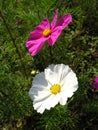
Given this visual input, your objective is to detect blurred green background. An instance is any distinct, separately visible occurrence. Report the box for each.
[0,0,98,130]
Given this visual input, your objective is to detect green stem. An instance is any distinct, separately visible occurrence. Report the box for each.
[49,46,54,63]
[0,10,27,78]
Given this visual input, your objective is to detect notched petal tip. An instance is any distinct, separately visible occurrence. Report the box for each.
[36,18,50,30]
[66,14,72,22]
[51,9,59,29]
[56,13,72,29]
[55,8,58,13]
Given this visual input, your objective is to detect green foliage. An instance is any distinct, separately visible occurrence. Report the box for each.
[37,105,78,130]
[0,0,98,130]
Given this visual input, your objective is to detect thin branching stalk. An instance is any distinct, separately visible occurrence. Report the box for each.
[0,10,27,78]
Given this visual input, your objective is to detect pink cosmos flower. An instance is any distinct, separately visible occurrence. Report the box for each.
[26,9,72,56]
[92,76,98,89]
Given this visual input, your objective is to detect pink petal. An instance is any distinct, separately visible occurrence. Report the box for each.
[92,76,98,89]
[57,14,72,29]
[27,18,50,41]
[95,77,98,82]
[35,18,50,30]
[26,18,51,56]
[51,9,58,29]
[48,14,72,46]
[27,29,42,41]
[48,26,62,46]
[26,37,47,56]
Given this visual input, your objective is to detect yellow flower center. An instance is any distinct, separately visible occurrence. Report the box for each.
[50,84,61,94]
[42,29,51,37]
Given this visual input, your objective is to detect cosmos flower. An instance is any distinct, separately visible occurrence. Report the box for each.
[29,64,78,114]
[92,76,98,89]
[26,9,72,56]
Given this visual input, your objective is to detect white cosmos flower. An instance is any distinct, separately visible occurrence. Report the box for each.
[29,64,78,114]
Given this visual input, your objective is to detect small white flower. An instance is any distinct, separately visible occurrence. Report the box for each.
[29,64,78,114]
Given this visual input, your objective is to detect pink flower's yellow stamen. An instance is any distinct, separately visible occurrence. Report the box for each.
[42,29,51,37]
[50,84,61,94]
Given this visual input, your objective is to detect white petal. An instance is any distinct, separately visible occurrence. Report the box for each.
[33,92,52,113]
[62,71,78,92]
[33,94,53,113]
[33,94,61,113]
[33,72,49,89]
[51,64,69,83]
[45,66,58,84]
[59,93,68,105]
[45,94,60,109]
[34,91,51,103]
[45,64,70,85]
[33,102,45,114]
[29,87,51,101]
[37,94,60,113]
